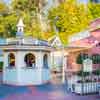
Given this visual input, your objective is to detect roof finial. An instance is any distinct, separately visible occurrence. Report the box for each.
[16,18,24,37]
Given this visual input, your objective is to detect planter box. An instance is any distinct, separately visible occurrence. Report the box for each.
[74,82,99,94]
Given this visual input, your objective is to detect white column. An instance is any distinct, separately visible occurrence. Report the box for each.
[16,51,20,83]
[3,52,8,68]
[48,53,51,69]
[51,52,54,70]
[36,51,43,69]
[3,52,8,82]
[62,48,65,83]
[35,51,43,83]
[16,51,24,84]
[16,51,24,68]
[62,50,68,83]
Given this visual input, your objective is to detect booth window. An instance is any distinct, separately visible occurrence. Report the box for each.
[43,54,48,68]
[8,53,15,67]
[24,53,35,68]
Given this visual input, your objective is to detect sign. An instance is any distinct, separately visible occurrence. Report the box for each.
[83,58,92,72]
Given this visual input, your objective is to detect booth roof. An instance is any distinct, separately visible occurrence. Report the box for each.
[4,37,51,47]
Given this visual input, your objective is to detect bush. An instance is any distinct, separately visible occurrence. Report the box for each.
[76,54,82,64]
[0,62,3,70]
[92,54,100,64]
[76,53,100,64]
[76,54,89,64]
[93,70,100,76]
[77,71,90,77]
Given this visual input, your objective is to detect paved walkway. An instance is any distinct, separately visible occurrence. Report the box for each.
[0,84,99,100]
[0,72,2,84]
[0,73,99,100]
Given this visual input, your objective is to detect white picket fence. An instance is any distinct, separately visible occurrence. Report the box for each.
[74,82,99,94]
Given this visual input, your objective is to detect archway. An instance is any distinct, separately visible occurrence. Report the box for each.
[8,53,15,67]
[43,54,48,68]
[24,53,35,68]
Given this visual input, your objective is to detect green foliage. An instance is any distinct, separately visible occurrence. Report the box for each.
[76,53,100,64]
[12,0,36,16]
[0,1,17,38]
[77,71,90,77]
[76,54,89,64]
[0,0,43,38]
[48,1,100,44]
[11,0,43,39]
[0,0,100,41]
[48,1,90,41]
[88,3,100,19]
[93,70,100,76]
[0,62,3,70]
[0,13,18,38]
[92,54,100,64]
[4,13,18,37]
[0,0,9,16]
[76,54,82,64]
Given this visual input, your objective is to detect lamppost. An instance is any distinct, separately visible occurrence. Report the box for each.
[53,16,66,83]
[81,52,84,95]
[53,16,59,35]
[81,51,93,95]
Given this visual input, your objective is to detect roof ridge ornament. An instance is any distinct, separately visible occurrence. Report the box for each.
[16,18,24,37]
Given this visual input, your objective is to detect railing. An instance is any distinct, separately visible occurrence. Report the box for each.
[74,81,100,94]
[5,66,49,70]
[6,66,16,69]
[21,66,36,69]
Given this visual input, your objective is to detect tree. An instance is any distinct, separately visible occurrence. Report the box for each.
[48,0,100,45]
[0,0,47,39]
[0,0,100,40]
[48,1,90,44]
[88,3,100,19]
[0,0,9,16]
[0,1,16,38]
[12,0,36,16]
[11,0,46,38]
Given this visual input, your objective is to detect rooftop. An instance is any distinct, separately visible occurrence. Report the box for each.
[6,37,50,47]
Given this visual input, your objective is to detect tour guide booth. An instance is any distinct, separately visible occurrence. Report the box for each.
[0,18,53,86]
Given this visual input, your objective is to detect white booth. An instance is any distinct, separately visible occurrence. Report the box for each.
[0,19,52,85]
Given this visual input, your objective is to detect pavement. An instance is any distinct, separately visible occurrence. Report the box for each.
[0,72,99,100]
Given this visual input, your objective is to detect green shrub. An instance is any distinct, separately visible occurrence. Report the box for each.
[92,54,100,64]
[0,62,3,70]
[93,70,100,75]
[77,71,90,77]
[76,54,88,64]
[76,54,100,64]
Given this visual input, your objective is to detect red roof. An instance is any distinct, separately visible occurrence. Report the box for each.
[69,36,98,47]
[69,18,100,47]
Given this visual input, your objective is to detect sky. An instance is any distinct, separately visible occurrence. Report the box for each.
[3,0,90,5]
[3,0,52,4]
[3,0,11,4]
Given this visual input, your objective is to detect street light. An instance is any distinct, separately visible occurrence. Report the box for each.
[53,16,66,83]
[53,16,59,35]
[81,52,84,95]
